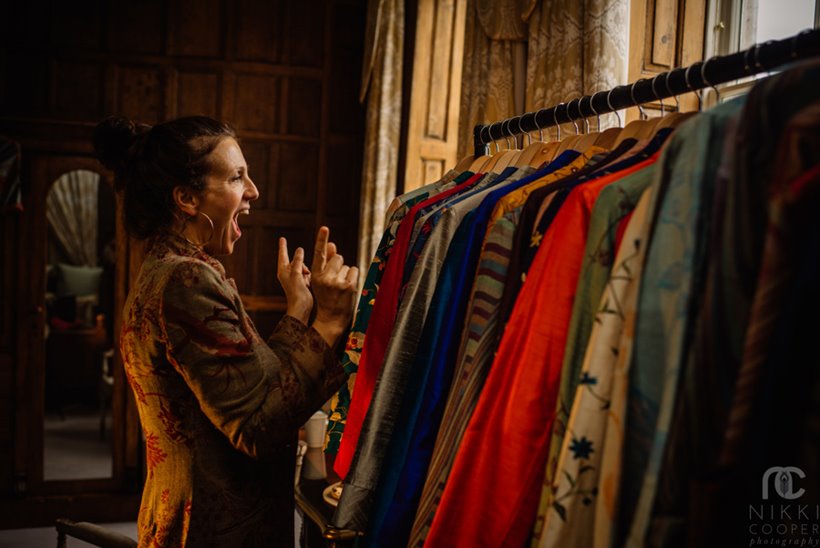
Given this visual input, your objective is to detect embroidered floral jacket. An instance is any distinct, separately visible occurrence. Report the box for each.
[120,234,345,547]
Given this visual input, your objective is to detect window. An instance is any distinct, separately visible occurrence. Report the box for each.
[706,0,819,57]
[702,0,818,107]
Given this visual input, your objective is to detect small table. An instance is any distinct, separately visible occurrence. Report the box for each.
[295,478,362,547]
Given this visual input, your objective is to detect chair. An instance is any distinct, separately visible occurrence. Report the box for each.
[55,519,136,548]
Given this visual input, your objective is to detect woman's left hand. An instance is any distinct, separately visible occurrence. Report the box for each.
[277,237,313,325]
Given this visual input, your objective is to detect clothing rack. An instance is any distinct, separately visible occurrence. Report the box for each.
[473,27,820,157]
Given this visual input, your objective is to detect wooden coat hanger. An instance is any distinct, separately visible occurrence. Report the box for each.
[594,88,624,149]
[526,103,572,167]
[566,95,602,153]
[481,120,515,173]
[468,154,491,173]
[513,110,556,168]
[613,78,665,147]
[549,101,586,160]
[453,153,477,174]
[496,119,525,170]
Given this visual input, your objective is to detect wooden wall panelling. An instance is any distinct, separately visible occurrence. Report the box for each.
[117,66,165,123]
[50,0,104,52]
[177,70,221,118]
[287,78,323,138]
[108,0,167,55]
[7,0,50,49]
[54,61,106,120]
[327,0,364,263]
[402,0,468,192]
[232,0,284,62]
[233,73,280,132]
[284,2,326,68]
[2,53,50,117]
[169,0,224,58]
[277,143,320,212]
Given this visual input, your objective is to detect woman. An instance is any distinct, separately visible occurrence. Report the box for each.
[94,116,358,547]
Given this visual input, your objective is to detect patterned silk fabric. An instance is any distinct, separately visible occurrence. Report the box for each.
[121,234,345,547]
[620,99,744,547]
[424,154,658,548]
[334,172,514,532]
[408,151,595,546]
[326,174,459,455]
[334,173,483,479]
[538,182,654,548]
[533,163,655,546]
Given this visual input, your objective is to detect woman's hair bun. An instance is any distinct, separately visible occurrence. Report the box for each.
[93,116,149,173]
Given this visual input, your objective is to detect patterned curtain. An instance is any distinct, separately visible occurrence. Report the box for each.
[456,0,529,159]
[356,0,404,274]
[46,169,100,266]
[457,0,629,157]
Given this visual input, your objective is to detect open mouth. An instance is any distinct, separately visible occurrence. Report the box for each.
[233,209,249,238]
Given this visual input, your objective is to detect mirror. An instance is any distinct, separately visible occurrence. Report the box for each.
[43,169,116,481]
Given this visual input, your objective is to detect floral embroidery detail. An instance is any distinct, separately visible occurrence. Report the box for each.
[158,400,190,445]
[569,436,594,460]
[530,230,543,247]
[127,370,148,405]
[578,372,597,385]
[145,432,168,477]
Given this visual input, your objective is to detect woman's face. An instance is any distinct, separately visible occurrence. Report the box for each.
[198,137,259,256]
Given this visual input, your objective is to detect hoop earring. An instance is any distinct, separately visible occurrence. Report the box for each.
[177,211,215,248]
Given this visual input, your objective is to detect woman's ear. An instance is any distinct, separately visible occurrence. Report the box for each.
[172,186,199,217]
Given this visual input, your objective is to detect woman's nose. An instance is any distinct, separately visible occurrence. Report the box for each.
[245,177,260,201]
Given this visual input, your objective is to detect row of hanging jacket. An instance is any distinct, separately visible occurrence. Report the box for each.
[323,31,820,548]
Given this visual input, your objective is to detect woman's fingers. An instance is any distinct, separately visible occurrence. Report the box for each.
[312,226,330,273]
[346,266,360,286]
[292,246,305,272]
[277,237,290,274]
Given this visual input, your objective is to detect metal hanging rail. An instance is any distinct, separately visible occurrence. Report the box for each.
[473,27,820,156]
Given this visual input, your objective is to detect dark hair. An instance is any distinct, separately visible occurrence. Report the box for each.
[93,116,236,239]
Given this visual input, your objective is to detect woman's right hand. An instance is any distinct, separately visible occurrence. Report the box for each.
[310,226,359,347]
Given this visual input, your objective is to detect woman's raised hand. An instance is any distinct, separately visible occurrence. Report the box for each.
[310,226,359,346]
[277,237,313,325]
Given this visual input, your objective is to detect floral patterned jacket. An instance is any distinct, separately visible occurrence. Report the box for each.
[120,234,345,547]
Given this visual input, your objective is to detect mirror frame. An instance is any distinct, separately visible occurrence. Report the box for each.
[16,153,141,498]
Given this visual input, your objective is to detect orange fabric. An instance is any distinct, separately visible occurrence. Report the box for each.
[334,173,484,479]
[424,156,658,548]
